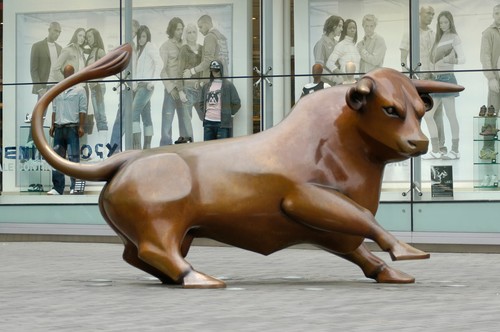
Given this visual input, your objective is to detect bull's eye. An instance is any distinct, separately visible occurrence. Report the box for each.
[383,106,399,118]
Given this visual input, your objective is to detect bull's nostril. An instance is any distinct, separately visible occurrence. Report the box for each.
[408,140,428,151]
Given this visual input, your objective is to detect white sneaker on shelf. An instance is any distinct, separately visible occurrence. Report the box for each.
[488,175,498,187]
[421,151,441,160]
[47,189,60,195]
[481,175,491,187]
[442,151,460,160]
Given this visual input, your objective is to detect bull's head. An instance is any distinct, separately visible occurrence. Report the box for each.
[345,68,464,162]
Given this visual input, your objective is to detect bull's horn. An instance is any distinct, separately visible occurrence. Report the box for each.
[356,77,374,95]
[346,77,374,110]
[412,79,464,94]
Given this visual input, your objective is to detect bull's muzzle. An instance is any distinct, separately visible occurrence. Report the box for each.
[407,139,429,157]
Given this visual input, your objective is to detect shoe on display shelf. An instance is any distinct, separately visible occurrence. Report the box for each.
[478,105,487,116]
[174,136,193,144]
[488,175,498,187]
[28,184,45,192]
[479,148,498,161]
[487,105,497,117]
[480,124,499,136]
[480,175,491,187]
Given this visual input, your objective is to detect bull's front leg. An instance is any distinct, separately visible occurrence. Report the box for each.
[335,243,416,283]
[281,183,429,261]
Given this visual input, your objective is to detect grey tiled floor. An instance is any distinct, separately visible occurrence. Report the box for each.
[1,242,499,331]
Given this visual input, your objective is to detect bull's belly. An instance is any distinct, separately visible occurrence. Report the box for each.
[191,214,363,256]
[193,220,307,255]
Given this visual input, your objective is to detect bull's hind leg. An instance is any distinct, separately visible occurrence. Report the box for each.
[116,232,197,284]
[123,233,195,284]
[136,222,226,289]
[122,240,176,284]
[100,205,176,283]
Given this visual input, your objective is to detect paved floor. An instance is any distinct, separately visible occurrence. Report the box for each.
[1,242,499,331]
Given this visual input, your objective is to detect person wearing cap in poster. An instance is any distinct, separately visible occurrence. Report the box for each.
[198,59,240,140]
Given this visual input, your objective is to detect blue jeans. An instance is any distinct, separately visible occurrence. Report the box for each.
[204,120,230,141]
[180,86,202,138]
[91,83,108,131]
[110,94,144,153]
[160,90,184,146]
[110,104,124,153]
[52,126,80,194]
[132,85,154,136]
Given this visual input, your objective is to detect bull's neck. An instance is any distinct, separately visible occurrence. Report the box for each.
[272,108,386,194]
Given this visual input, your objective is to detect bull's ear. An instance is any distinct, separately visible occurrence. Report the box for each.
[419,93,434,112]
[346,77,374,110]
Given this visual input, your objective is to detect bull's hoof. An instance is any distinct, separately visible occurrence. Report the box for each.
[371,265,415,284]
[159,276,177,284]
[388,241,430,261]
[182,270,226,289]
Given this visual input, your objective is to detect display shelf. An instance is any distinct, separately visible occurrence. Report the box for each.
[473,116,500,190]
[18,125,51,192]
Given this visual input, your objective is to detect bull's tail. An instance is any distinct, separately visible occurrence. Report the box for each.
[31,44,137,182]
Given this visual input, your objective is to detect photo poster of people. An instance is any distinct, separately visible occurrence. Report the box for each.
[295,0,500,188]
[8,1,243,190]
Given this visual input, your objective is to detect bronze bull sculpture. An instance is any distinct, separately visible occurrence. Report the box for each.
[32,44,464,288]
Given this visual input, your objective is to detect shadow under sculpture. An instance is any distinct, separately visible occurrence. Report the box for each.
[32,44,464,288]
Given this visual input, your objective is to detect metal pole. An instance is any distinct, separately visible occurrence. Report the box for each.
[123,0,133,150]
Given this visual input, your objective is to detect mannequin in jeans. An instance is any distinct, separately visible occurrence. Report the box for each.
[47,65,87,195]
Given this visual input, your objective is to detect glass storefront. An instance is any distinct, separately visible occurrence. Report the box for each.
[1,0,500,242]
